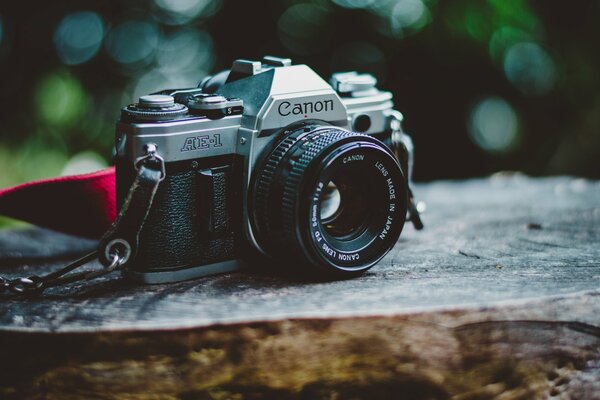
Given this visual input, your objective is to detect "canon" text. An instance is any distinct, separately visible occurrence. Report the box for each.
[278,99,334,117]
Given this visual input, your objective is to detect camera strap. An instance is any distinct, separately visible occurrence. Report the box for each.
[0,146,165,296]
[0,168,116,239]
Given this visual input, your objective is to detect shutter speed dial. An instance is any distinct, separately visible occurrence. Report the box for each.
[188,94,244,120]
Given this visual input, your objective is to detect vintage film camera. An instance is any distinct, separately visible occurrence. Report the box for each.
[115,56,422,283]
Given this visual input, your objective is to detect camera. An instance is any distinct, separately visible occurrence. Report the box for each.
[115,56,421,283]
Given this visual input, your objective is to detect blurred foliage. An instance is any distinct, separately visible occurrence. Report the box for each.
[0,0,598,197]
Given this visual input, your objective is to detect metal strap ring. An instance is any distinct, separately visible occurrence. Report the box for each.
[104,238,132,267]
[11,276,44,294]
[106,253,121,272]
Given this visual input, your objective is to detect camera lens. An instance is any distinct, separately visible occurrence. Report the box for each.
[251,124,408,276]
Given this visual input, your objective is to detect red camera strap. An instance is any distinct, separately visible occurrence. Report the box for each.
[0,168,116,239]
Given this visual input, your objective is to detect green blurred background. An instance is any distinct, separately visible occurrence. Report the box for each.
[0,0,598,192]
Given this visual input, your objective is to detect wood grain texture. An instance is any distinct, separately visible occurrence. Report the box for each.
[1,301,600,399]
[0,175,599,399]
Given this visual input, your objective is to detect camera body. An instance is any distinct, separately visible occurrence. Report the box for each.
[115,56,416,283]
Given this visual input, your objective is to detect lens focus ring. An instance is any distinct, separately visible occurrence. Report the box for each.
[253,134,298,238]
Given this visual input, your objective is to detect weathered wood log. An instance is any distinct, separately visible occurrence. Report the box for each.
[0,175,599,399]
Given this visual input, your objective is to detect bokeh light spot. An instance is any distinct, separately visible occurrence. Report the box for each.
[463,4,493,42]
[503,42,556,96]
[154,0,222,25]
[35,71,87,127]
[391,0,429,30]
[61,151,107,176]
[156,28,214,73]
[105,20,159,67]
[54,11,104,65]
[488,26,531,65]
[330,0,377,9]
[0,145,68,188]
[488,0,540,34]
[370,0,430,38]
[468,97,520,154]
[35,73,87,127]
[278,3,332,56]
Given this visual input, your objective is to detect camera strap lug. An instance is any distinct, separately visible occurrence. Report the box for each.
[387,111,424,231]
[0,145,165,297]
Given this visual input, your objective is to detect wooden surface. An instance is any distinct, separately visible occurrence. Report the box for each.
[1,174,599,399]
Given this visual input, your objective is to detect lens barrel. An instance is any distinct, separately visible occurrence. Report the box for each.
[251,124,408,275]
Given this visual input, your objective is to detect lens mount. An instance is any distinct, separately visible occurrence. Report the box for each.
[251,124,408,275]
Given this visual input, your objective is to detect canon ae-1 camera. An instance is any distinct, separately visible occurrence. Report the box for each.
[115,56,422,283]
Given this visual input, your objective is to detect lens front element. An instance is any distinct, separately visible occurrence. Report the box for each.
[320,171,373,240]
[319,182,342,222]
[252,125,408,275]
